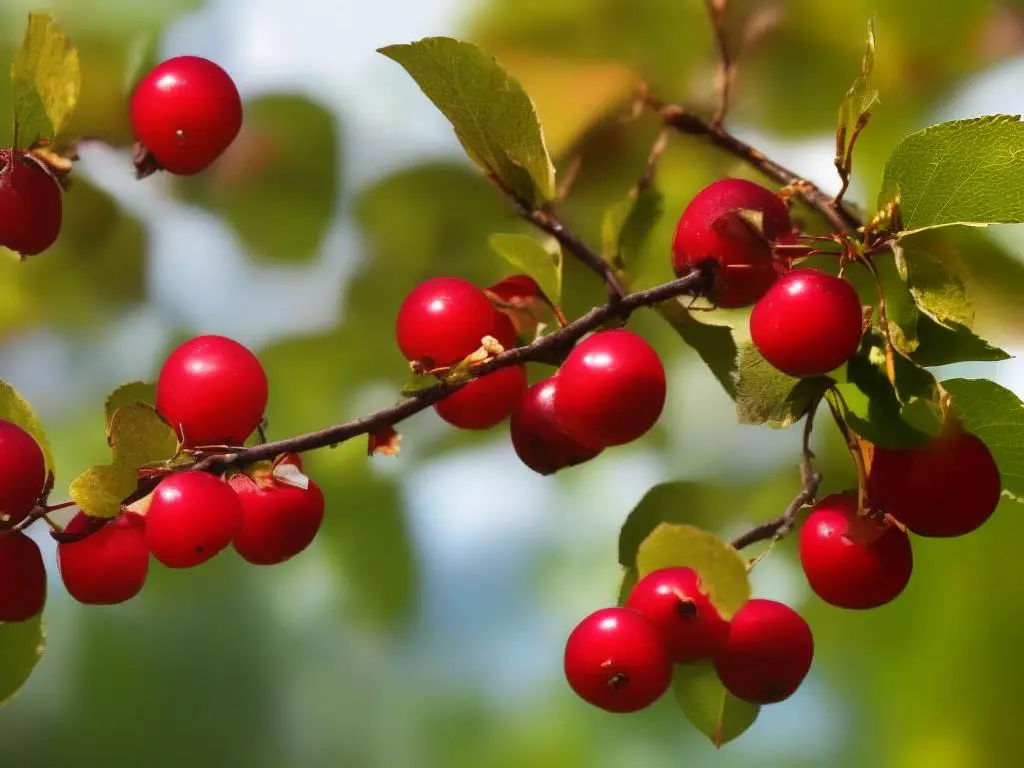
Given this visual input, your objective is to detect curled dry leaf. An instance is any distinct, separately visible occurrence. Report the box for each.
[369,426,402,457]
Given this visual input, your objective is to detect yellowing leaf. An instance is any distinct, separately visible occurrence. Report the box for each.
[11,12,81,149]
[69,403,179,519]
[379,37,556,204]
[104,381,157,429]
[636,523,750,619]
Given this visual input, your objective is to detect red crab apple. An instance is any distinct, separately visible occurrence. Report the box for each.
[156,334,269,448]
[58,512,149,605]
[799,492,913,609]
[554,329,666,450]
[0,149,63,256]
[714,599,814,704]
[0,418,47,527]
[396,276,502,367]
[0,530,46,621]
[564,607,672,713]
[671,178,798,307]
[144,471,244,568]
[434,366,528,430]
[868,427,1001,537]
[625,567,730,662]
[749,268,864,377]
[509,376,601,474]
[130,55,243,175]
[230,464,326,565]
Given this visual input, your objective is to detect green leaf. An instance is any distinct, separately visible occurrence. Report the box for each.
[894,243,973,329]
[879,116,1024,233]
[942,378,1024,502]
[833,334,934,449]
[488,233,562,304]
[617,567,638,607]
[104,382,156,428]
[0,613,44,708]
[618,482,708,568]
[911,314,1009,367]
[0,379,54,474]
[673,660,760,747]
[70,403,179,518]
[602,186,663,271]
[11,12,81,148]
[108,403,179,468]
[657,299,739,397]
[836,18,879,166]
[379,37,556,204]
[636,523,750,619]
[734,344,830,428]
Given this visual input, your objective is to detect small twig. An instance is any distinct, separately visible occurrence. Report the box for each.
[637,127,671,193]
[858,252,897,386]
[647,96,861,233]
[730,400,822,551]
[834,113,869,208]
[704,0,735,128]
[488,173,628,303]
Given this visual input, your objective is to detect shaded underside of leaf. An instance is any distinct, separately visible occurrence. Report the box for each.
[673,659,760,747]
[0,614,45,708]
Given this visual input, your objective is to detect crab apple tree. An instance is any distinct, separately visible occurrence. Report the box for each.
[4,6,1024,760]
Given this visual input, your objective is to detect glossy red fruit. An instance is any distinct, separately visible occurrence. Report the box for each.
[229,472,325,565]
[0,419,47,527]
[509,377,601,474]
[130,56,243,175]
[868,429,1001,537]
[396,277,498,366]
[58,512,149,605]
[750,269,863,377]
[671,178,796,307]
[156,334,268,447]
[144,471,244,568]
[0,149,62,256]
[625,567,730,662]
[554,329,666,450]
[0,530,46,621]
[564,607,672,713]
[714,599,814,704]
[434,366,528,430]
[799,492,912,609]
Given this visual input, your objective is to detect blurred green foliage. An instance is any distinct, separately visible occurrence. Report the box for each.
[2,1,1024,767]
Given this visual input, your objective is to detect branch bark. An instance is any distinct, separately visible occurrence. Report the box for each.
[647,96,862,233]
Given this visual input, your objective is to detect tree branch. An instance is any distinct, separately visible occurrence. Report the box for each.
[704,0,735,128]
[488,173,628,303]
[187,270,709,475]
[730,399,822,550]
[646,95,862,233]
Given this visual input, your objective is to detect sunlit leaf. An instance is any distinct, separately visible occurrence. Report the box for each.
[488,233,562,305]
[379,37,556,204]
[636,523,750,619]
[11,12,81,148]
[0,379,53,474]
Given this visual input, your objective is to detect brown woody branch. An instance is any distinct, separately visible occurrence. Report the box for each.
[645,95,862,234]
[730,398,822,551]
